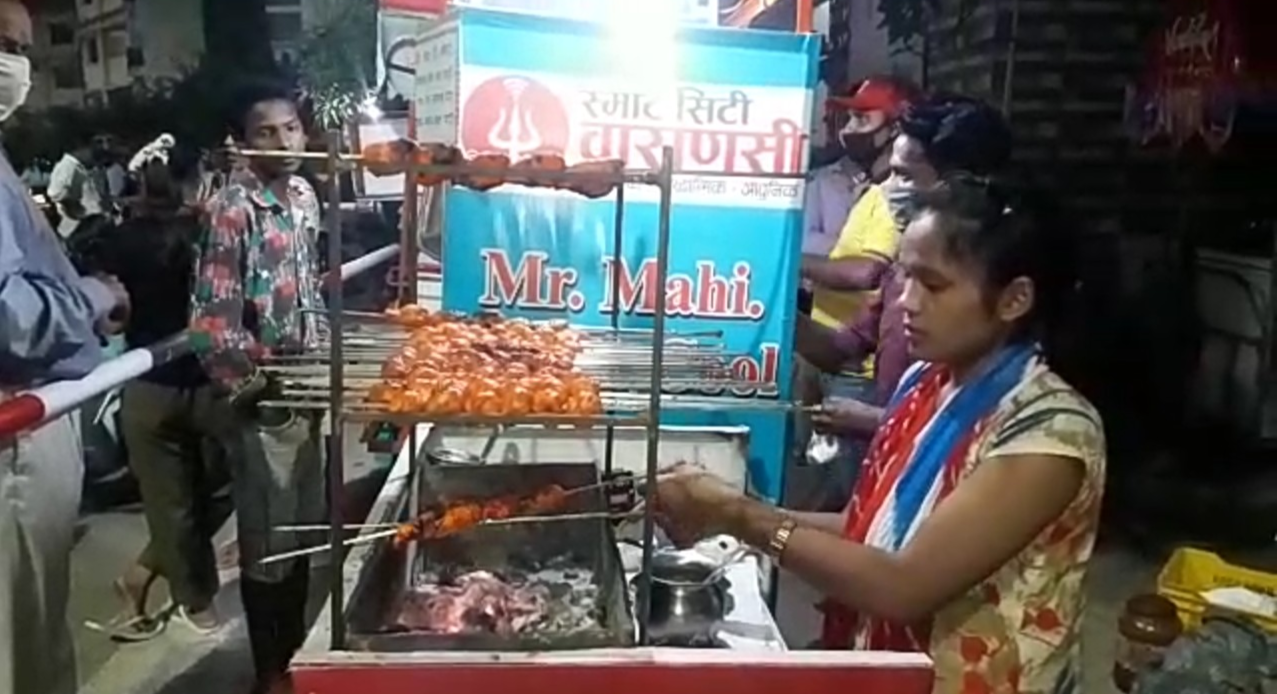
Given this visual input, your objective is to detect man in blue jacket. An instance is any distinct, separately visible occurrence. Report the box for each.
[0,2,131,691]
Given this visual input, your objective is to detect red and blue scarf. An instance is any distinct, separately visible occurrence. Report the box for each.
[822,343,1040,651]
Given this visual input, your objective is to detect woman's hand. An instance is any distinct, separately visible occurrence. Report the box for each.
[653,464,745,547]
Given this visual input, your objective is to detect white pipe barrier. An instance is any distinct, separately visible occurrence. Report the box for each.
[0,243,403,437]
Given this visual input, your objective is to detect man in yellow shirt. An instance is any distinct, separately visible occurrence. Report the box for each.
[796,77,914,511]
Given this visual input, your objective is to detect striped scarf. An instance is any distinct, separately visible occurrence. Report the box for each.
[821,343,1041,651]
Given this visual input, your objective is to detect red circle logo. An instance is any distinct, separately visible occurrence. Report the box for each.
[460,76,570,160]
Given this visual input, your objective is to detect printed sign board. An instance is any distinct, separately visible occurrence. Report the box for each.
[438,9,817,500]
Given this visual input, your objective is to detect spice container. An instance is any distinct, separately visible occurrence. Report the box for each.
[1113,593,1182,692]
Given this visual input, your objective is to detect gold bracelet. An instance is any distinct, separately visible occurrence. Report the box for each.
[766,516,797,564]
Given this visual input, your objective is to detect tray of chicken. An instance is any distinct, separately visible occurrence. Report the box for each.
[344,462,635,652]
[261,307,762,419]
[364,311,609,422]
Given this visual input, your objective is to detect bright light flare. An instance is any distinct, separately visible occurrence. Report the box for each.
[361,94,384,122]
[605,0,681,91]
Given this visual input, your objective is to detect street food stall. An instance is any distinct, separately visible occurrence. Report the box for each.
[237,4,935,692]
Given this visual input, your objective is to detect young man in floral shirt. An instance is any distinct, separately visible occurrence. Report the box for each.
[189,79,325,694]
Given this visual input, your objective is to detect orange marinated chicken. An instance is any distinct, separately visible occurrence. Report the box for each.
[364,313,602,417]
[393,484,570,547]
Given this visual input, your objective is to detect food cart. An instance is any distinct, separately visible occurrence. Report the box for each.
[256,6,935,692]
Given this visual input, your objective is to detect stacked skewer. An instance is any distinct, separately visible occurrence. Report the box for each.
[258,308,803,423]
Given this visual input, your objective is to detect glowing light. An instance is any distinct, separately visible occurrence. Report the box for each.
[605,0,680,90]
[361,95,384,122]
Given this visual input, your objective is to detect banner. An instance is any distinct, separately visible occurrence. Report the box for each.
[1125,0,1277,151]
[437,9,818,500]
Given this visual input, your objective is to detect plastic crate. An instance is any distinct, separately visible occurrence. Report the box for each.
[1155,547,1277,633]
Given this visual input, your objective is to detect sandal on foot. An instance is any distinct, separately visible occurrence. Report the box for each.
[84,575,169,643]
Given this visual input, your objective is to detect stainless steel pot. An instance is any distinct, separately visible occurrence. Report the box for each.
[633,549,732,639]
[425,447,482,466]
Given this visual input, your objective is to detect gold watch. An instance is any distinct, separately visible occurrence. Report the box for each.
[766,516,797,564]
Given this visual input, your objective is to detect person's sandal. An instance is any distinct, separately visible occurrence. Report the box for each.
[84,577,171,643]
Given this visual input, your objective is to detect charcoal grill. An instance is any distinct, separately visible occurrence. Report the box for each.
[344,461,635,651]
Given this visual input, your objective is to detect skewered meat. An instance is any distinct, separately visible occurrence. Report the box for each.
[361,139,416,177]
[511,153,567,188]
[367,308,601,418]
[398,571,550,634]
[563,159,624,199]
[360,140,628,198]
[461,153,510,191]
[383,303,436,328]
[393,484,569,548]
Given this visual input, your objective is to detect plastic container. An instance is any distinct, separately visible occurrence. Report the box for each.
[1156,547,1277,633]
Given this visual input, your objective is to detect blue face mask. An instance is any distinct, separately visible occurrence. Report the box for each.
[882,182,923,231]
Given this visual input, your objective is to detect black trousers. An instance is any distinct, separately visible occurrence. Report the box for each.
[241,558,310,686]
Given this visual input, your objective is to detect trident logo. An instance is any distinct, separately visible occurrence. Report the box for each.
[488,78,543,159]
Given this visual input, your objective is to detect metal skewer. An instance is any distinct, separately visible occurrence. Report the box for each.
[274,523,398,533]
[259,510,644,565]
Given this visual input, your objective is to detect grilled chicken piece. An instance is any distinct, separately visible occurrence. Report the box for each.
[564,159,624,199]
[411,143,463,186]
[460,153,510,191]
[384,303,433,328]
[392,484,570,548]
[361,139,417,177]
[413,148,446,187]
[510,153,568,188]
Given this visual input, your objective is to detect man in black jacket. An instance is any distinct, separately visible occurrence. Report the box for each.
[100,152,233,637]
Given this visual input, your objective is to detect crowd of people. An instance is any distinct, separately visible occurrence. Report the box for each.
[0,0,1106,691]
[0,2,325,693]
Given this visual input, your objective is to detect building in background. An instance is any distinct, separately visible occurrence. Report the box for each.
[27,0,82,110]
[75,0,204,105]
[264,0,308,64]
[25,0,323,109]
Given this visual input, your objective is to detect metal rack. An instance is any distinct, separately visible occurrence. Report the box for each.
[243,137,800,650]
[255,136,679,648]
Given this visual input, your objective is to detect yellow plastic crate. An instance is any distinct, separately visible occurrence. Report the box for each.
[1155,547,1277,633]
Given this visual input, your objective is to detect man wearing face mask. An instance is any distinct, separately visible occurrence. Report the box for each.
[0,2,131,692]
[796,77,916,510]
[801,77,916,260]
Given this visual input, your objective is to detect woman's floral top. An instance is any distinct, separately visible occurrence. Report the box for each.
[189,173,325,393]
[829,368,1107,694]
[928,371,1106,694]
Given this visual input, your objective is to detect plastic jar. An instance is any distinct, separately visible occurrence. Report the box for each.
[1113,594,1183,692]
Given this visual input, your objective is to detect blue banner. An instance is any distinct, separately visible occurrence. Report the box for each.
[440,8,817,500]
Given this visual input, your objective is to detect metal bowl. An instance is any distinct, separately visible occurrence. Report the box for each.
[633,549,732,639]
[425,447,482,466]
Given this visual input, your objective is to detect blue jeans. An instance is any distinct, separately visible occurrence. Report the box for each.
[808,373,876,511]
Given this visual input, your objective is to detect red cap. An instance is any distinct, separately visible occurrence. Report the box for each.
[827,77,914,118]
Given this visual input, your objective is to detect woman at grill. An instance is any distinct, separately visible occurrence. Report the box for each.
[653,175,1105,694]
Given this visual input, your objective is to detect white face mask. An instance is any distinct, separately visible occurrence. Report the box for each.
[0,53,31,123]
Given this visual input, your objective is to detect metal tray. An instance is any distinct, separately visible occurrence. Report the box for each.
[344,462,635,651]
